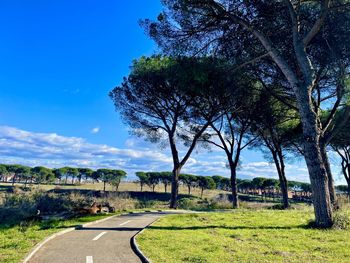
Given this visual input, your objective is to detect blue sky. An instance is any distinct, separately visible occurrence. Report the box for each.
[0,1,345,184]
[0,0,161,145]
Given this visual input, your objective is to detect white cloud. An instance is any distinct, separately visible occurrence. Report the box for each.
[91,127,100,134]
[0,125,346,184]
[0,126,173,177]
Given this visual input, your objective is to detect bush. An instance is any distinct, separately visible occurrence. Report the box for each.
[333,210,350,230]
[178,198,196,210]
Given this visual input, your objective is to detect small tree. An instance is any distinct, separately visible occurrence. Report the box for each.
[197,176,216,198]
[20,166,32,187]
[179,174,198,195]
[7,164,27,186]
[238,180,253,194]
[0,164,7,182]
[146,172,160,192]
[252,177,267,198]
[32,166,54,185]
[77,168,94,183]
[96,169,112,192]
[159,172,172,193]
[108,170,127,191]
[67,167,79,184]
[135,172,149,191]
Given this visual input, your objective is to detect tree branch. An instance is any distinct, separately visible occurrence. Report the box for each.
[303,0,330,46]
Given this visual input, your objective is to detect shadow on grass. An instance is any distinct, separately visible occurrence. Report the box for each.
[147,224,309,231]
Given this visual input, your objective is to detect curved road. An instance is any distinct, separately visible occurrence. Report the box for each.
[28,212,165,263]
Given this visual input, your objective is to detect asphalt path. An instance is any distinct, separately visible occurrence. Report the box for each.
[28,212,167,263]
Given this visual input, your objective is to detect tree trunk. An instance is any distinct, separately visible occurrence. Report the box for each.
[188,185,191,195]
[303,137,333,227]
[141,183,143,192]
[229,161,239,209]
[201,188,204,199]
[103,181,106,192]
[271,149,289,209]
[164,184,167,193]
[152,185,155,192]
[12,175,16,186]
[320,144,338,209]
[170,166,181,208]
[295,87,333,227]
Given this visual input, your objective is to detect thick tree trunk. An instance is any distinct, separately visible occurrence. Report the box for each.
[140,183,143,192]
[294,87,333,227]
[229,161,239,209]
[103,181,106,192]
[164,184,167,193]
[188,185,191,195]
[303,138,333,227]
[320,144,338,209]
[170,166,181,208]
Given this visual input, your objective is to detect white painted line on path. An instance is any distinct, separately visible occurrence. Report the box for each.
[119,220,131,226]
[92,231,107,241]
[86,256,93,263]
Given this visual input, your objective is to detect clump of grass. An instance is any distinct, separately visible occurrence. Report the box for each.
[333,210,350,230]
[177,196,234,211]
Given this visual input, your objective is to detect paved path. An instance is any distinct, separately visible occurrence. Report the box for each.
[28,212,167,263]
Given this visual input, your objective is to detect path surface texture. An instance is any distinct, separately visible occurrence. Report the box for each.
[28,211,173,263]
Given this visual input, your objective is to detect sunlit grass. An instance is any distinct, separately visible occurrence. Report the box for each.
[137,209,350,263]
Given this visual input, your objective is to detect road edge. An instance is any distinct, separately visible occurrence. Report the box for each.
[131,218,160,263]
[22,214,118,263]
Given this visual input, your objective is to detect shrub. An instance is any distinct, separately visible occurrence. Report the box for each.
[178,198,196,210]
[333,210,350,230]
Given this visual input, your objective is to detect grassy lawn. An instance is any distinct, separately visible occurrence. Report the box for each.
[137,209,350,263]
[0,214,115,263]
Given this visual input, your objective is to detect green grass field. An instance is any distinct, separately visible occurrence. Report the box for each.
[0,214,116,263]
[137,209,350,263]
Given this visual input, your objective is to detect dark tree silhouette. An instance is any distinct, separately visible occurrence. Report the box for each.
[110,56,225,208]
